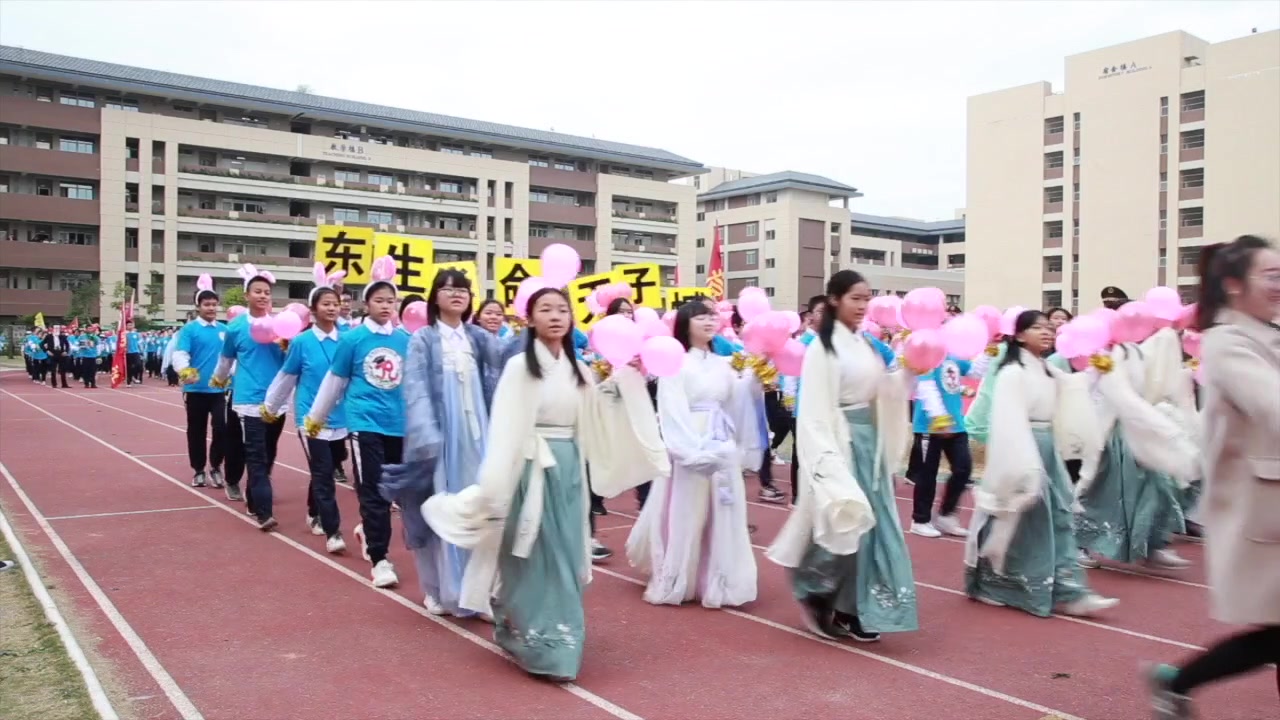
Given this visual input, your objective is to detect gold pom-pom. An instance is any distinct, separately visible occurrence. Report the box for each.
[276,338,290,354]
[591,357,613,381]
[260,404,282,424]
[302,416,325,438]
[178,367,199,384]
[985,343,1000,357]
[1089,354,1114,374]
[750,356,779,390]
[730,352,748,373]
[783,394,796,412]
[209,375,230,389]
[1184,358,1200,371]
[929,414,955,433]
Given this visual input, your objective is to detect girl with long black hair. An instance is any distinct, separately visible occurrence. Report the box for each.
[768,270,917,642]
[423,286,667,681]
[1148,235,1280,720]
[964,309,1117,618]
[625,299,764,608]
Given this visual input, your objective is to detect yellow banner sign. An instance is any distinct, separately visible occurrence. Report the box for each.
[315,225,375,284]
[567,271,620,330]
[493,258,542,310]
[373,235,434,296]
[664,287,711,310]
[612,263,664,309]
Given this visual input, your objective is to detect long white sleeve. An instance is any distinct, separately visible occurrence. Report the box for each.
[172,350,192,373]
[306,371,349,427]
[211,356,234,384]
[262,371,298,417]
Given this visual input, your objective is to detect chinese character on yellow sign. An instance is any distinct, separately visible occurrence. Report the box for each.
[315,225,374,284]
[424,261,481,309]
[373,235,434,296]
[567,271,619,330]
[494,258,542,310]
[612,263,664,309]
[663,287,711,310]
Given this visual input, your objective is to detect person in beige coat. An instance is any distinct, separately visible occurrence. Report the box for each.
[1148,234,1280,720]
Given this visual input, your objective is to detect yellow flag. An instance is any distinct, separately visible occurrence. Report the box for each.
[34,312,46,329]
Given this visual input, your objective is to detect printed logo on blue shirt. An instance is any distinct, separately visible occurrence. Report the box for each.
[939,360,963,394]
[361,348,403,390]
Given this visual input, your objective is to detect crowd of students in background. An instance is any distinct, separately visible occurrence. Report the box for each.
[20,323,177,389]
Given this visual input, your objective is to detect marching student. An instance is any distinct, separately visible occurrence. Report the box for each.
[210,264,287,529]
[304,256,407,588]
[124,321,143,386]
[172,275,228,490]
[263,265,349,554]
[79,324,101,388]
[42,325,71,389]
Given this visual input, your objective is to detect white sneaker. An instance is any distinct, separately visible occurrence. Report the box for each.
[933,515,969,537]
[423,595,446,616]
[325,535,346,554]
[910,522,942,538]
[370,560,398,588]
[353,524,370,561]
[306,515,324,536]
[772,456,788,466]
[1058,594,1119,617]
[1077,549,1100,568]
[1147,549,1192,570]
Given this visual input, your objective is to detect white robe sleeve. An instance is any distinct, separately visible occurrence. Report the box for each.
[729,372,766,473]
[1094,359,1200,488]
[657,368,739,474]
[579,364,670,498]
[974,364,1044,515]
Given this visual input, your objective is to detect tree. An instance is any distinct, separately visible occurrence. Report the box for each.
[141,281,164,320]
[109,281,133,312]
[67,281,100,324]
[221,286,246,310]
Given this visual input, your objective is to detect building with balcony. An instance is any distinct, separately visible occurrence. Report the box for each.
[0,45,703,321]
[846,212,966,306]
[966,29,1279,312]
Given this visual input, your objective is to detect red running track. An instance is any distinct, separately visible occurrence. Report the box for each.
[0,373,1274,720]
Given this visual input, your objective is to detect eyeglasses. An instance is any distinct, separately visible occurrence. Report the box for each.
[438,287,471,296]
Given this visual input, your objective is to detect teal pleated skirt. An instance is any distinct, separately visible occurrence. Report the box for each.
[790,406,919,633]
[493,437,587,681]
[965,426,1091,617]
[1074,430,1184,563]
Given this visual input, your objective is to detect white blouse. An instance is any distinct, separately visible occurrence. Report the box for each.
[833,331,887,407]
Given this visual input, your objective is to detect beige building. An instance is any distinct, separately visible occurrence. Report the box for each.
[0,46,702,322]
[967,29,1280,313]
[689,168,965,310]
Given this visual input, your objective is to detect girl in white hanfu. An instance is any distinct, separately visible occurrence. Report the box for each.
[964,310,1118,618]
[625,300,765,609]
[768,270,917,642]
[422,287,667,682]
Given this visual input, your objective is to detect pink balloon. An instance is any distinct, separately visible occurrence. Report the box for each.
[901,288,946,331]
[249,316,277,344]
[903,329,947,372]
[972,305,1001,339]
[782,310,802,334]
[738,289,771,322]
[639,336,684,377]
[541,244,581,287]
[869,295,903,328]
[1144,286,1182,321]
[590,315,643,365]
[272,311,304,340]
[401,300,429,333]
[1182,330,1202,359]
[1063,314,1110,357]
[859,317,882,337]
[513,277,550,319]
[662,310,676,331]
[586,294,604,316]
[940,314,988,358]
[999,306,1026,336]
[741,321,769,355]
[757,312,791,354]
[635,306,668,338]
[1114,301,1156,344]
[227,305,247,321]
[772,338,806,376]
[1175,303,1197,331]
[285,302,310,323]
[1070,355,1091,372]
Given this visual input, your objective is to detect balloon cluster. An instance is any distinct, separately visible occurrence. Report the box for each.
[737,287,805,375]
[1054,286,1198,374]
[511,243,583,319]
[248,302,312,345]
[866,288,997,373]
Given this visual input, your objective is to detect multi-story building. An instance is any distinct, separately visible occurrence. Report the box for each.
[0,46,703,322]
[688,167,966,310]
[967,29,1279,312]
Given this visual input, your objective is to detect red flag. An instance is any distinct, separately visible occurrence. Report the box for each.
[68,317,79,334]
[111,290,134,389]
[706,223,725,301]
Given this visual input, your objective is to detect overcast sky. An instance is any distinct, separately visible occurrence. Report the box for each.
[2,1,1276,219]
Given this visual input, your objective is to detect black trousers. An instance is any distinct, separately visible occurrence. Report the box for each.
[126,353,143,384]
[240,414,285,522]
[48,354,69,387]
[184,391,226,473]
[765,391,794,450]
[906,433,926,483]
[166,367,179,386]
[350,432,401,565]
[299,435,343,537]
[224,397,245,488]
[80,358,98,387]
[1064,459,1082,485]
[790,432,802,503]
[1170,625,1279,696]
[911,432,972,523]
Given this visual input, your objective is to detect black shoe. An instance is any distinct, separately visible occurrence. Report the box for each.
[333,466,347,483]
[834,612,881,643]
[257,516,278,532]
[590,500,607,517]
[799,596,841,639]
[225,484,244,502]
[192,471,207,488]
[208,469,225,489]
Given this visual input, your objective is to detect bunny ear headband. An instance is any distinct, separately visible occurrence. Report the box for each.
[193,273,217,304]
[362,255,398,302]
[308,263,349,305]
[237,263,276,291]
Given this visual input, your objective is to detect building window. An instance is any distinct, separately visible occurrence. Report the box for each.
[696,212,705,221]
[1045,221,1063,239]
[1159,172,1168,192]
[57,230,95,245]
[696,264,705,274]
[1160,96,1169,117]
[551,191,577,206]
[59,137,95,154]
[1045,151,1064,169]
[695,237,705,248]
[1181,168,1204,188]
[58,91,95,108]
[367,210,393,225]
[1043,290,1063,308]
[554,160,576,172]
[1045,186,1064,204]
[58,183,94,200]
[1178,247,1201,266]
[745,223,757,237]
[105,97,139,112]
[1073,112,1081,130]
[338,169,366,184]
[528,157,549,168]
[1180,207,1204,228]
[765,258,775,269]
[470,149,493,159]
[1073,182,1080,202]
[35,133,52,150]
[530,226,549,238]
[198,151,217,167]
[229,199,265,214]
[1180,90,1205,113]
[747,194,760,206]
[368,172,394,187]
[438,181,462,194]
[1160,133,1168,154]
[765,229,775,240]
[35,87,52,102]
[1044,256,1063,273]
[529,189,548,203]
[333,207,361,222]
[439,144,465,155]
[1045,117,1064,135]
[745,250,758,265]
[764,192,778,203]
[1072,218,1080,237]
[765,287,775,297]
[1180,129,1205,150]
[744,278,759,288]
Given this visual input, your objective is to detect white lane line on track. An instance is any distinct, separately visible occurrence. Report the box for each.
[131,453,189,459]
[119,390,303,438]
[607,509,1205,653]
[2,389,644,720]
[45,506,217,521]
[0,461,200,720]
[0,488,121,720]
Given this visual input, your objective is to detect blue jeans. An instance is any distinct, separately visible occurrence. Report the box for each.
[240,414,284,522]
[300,435,343,537]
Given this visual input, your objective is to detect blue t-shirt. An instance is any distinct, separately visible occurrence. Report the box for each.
[282,328,345,430]
[912,356,974,434]
[67,334,81,357]
[125,331,141,354]
[178,320,227,394]
[329,323,408,436]
[221,315,285,405]
[711,335,736,357]
[29,336,47,360]
[81,334,101,358]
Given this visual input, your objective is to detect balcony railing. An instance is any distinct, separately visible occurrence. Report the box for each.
[0,238,99,271]
[611,239,677,254]
[0,144,100,180]
[178,164,477,202]
[612,208,677,223]
[177,250,311,267]
[177,207,319,226]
